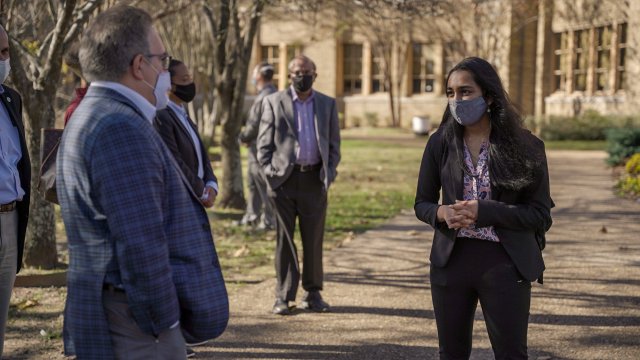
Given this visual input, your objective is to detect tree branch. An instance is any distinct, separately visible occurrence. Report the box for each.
[37,32,54,59]
[63,0,106,48]
[241,0,264,61]
[7,39,34,93]
[152,1,198,21]
[203,0,230,80]
[39,0,77,89]
[8,37,40,84]
[47,0,57,21]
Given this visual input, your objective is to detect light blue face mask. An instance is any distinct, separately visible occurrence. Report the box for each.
[448,97,488,126]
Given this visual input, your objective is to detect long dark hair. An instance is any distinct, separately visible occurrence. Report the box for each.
[439,57,540,190]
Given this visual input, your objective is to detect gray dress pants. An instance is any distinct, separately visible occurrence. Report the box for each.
[102,289,187,360]
[244,150,275,227]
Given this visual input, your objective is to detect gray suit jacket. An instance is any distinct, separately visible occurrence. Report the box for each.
[257,88,340,190]
[239,83,277,149]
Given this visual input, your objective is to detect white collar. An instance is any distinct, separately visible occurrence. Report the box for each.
[90,81,156,123]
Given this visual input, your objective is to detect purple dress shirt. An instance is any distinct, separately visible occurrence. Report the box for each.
[291,86,321,166]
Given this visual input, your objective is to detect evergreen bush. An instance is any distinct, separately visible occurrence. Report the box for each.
[605,128,640,166]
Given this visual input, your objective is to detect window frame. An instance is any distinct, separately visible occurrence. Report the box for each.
[342,43,364,95]
[411,43,437,95]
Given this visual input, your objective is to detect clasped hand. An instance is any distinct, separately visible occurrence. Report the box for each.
[441,200,478,230]
[201,186,217,208]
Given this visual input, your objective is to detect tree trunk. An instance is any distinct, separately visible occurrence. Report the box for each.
[22,91,57,269]
[202,0,263,209]
[388,84,399,127]
[218,115,245,209]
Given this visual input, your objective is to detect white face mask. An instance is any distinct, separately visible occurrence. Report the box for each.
[0,58,11,84]
[142,59,171,110]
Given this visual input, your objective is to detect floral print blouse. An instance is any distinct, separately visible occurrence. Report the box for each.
[457,141,500,242]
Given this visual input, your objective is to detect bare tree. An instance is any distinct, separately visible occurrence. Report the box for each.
[2,0,104,269]
[341,0,452,127]
[202,0,266,209]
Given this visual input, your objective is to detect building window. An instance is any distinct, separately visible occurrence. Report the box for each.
[443,43,459,89]
[572,29,588,92]
[553,22,627,94]
[286,45,304,64]
[261,45,280,84]
[553,32,569,92]
[595,26,612,92]
[343,44,363,95]
[371,51,387,93]
[412,44,436,94]
[617,23,627,91]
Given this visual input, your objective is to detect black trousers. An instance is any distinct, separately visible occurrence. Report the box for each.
[430,237,531,360]
[269,168,327,301]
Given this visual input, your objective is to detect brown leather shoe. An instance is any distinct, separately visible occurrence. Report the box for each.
[299,291,330,312]
[272,299,292,315]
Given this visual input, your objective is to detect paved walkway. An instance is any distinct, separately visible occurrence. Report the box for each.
[193,150,640,360]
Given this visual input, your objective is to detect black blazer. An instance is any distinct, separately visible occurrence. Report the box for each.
[414,128,553,282]
[0,86,30,273]
[154,107,216,196]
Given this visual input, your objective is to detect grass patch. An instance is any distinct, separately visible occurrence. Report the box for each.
[543,140,607,151]
[209,127,426,282]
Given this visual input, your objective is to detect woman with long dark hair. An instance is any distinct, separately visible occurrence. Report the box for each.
[415,57,554,359]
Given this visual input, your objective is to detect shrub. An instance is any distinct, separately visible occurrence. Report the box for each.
[539,110,640,141]
[605,128,640,166]
[626,153,640,176]
[615,153,640,199]
[364,112,379,127]
[617,176,640,197]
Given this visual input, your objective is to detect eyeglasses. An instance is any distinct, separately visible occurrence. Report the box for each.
[144,52,172,70]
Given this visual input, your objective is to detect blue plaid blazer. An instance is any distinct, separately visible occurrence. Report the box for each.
[57,86,228,359]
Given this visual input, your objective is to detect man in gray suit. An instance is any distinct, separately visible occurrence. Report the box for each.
[238,62,277,230]
[257,55,341,315]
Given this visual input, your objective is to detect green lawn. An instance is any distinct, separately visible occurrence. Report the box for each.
[210,127,426,283]
[544,140,607,150]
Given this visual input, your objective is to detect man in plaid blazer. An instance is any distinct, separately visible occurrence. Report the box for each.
[57,6,227,359]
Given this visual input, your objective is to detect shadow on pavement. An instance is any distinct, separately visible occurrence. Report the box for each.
[325,271,428,291]
[329,305,434,319]
[201,342,434,359]
[530,313,640,327]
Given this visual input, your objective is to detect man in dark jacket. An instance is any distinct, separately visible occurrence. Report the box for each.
[237,62,277,229]
[0,23,31,357]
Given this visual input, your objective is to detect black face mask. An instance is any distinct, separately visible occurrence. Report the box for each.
[172,82,196,103]
[292,74,314,93]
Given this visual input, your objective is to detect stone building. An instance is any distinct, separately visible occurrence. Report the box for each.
[250,0,637,128]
